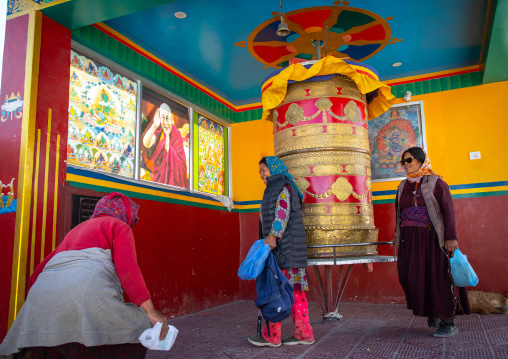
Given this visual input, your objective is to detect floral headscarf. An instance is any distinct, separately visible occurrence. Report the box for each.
[91,192,140,227]
[407,151,441,183]
[263,156,304,200]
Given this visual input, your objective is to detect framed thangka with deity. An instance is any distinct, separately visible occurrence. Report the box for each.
[368,101,426,181]
[67,50,137,177]
[140,86,190,188]
[194,113,228,196]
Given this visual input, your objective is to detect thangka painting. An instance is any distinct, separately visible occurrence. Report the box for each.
[67,50,137,177]
[196,114,227,195]
[139,87,190,188]
[368,101,426,181]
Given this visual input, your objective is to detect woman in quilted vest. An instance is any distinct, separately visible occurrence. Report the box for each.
[396,147,470,338]
[248,156,315,347]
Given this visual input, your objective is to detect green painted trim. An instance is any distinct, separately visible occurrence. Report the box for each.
[232,208,260,213]
[483,0,508,84]
[391,71,484,98]
[68,181,231,212]
[234,108,263,123]
[451,190,508,199]
[373,190,508,205]
[373,199,395,205]
[69,180,260,213]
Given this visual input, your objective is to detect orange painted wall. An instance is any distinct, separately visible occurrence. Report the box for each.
[231,119,274,202]
[372,80,508,193]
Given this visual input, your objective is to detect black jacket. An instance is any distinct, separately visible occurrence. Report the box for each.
[260,174,308,269]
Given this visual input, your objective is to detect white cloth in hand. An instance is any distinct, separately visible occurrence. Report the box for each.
[139,322,179,351]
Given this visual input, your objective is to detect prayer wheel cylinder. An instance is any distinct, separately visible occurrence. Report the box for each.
[273,75,378,258]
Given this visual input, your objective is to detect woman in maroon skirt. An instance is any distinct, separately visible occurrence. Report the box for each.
[396,147,470,338]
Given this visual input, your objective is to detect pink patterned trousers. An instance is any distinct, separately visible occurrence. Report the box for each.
[261,290,314,344]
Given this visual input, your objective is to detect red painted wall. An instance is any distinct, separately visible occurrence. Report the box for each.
[239,212,259,300]
[61,184,243,318]
[25,15,70,291]
[454,195,508,294]
[0,14,29,341]
[132,198,242,316]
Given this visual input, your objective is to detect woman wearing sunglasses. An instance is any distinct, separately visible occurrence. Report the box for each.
[395,147,470,338]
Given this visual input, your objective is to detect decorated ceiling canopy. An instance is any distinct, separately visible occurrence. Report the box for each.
[36,0,489,105]
[248,5,393,69]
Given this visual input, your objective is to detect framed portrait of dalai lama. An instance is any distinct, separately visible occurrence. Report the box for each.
[368,101,427,182]
[139,86,190,189]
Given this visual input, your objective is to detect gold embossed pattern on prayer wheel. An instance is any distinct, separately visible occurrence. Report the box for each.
[274,75,378,258]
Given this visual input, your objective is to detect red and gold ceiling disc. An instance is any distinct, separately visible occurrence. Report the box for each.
[248,6,391,68]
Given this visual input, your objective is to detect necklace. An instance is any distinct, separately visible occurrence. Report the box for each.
[412,182,420,207]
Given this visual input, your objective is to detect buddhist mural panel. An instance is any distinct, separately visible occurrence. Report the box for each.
[195,113,227,196]
[368,101,426,181]
[67,50,137,178]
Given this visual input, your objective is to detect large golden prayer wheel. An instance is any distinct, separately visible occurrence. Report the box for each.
[273,75,377,258]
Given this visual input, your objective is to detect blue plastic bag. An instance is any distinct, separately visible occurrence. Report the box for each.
[238,239,270,280]
[449,249,479,287]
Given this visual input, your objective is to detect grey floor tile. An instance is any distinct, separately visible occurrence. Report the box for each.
[145,300,508,359]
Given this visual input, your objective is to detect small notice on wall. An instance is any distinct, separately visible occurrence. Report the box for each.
[71,195,101,229]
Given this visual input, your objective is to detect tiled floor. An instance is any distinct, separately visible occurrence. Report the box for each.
[146,300,508,359]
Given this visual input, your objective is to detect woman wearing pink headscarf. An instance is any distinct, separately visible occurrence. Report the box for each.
[0,192,167,358]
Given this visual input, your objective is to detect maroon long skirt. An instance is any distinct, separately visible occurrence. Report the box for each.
[397,226,470,319]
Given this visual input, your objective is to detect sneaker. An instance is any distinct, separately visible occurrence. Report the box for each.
[427,317,441,329]
[248,335,281,347]
[282,336,315,345]
[432,322,459,338]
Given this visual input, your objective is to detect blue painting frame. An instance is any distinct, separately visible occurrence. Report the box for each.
[368,100,427,182]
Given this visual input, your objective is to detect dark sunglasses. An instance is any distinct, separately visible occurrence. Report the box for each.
[400,157,416,165]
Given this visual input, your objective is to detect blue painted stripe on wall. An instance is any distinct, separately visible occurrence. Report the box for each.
[449,181,508,190]
[68,166,507,208]
[234,200,262,205]
[372,189,397,196]
[372,180,508,197]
